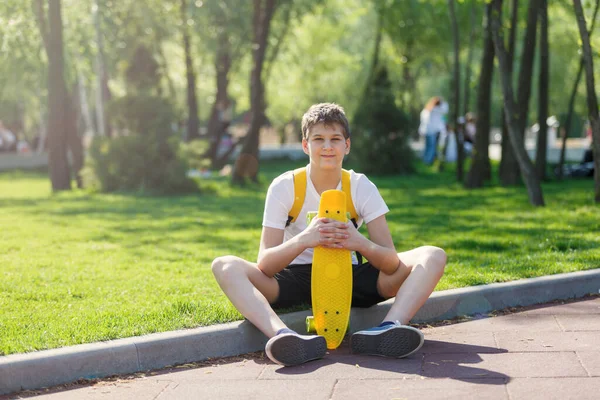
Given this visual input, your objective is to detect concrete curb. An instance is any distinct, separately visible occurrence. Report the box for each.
[1,269,599,395]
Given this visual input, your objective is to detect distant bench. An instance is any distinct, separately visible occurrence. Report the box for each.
[0,153,49,171]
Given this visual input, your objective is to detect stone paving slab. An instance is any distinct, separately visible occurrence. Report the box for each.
[31,381,176,400]
[506,378,600,400]
[146,359,268,381]
[3,297,600,399]
[259,351,422,380]
[555,314,600,331]
[427,314,563,332]
[422,352,588,378]
[413,332,500,354]
[577,351,600,377]
[521,300,600,315]
[158,380,336,400]
[494,331,599,352]
[332,378,509,400]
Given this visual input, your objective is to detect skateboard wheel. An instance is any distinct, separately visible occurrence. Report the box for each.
[306,316,316,333]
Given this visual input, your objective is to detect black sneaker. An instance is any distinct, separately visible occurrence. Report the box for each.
[350,321,424,358]
[265,329,327,367]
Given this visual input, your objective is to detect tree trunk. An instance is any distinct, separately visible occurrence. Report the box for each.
[263,2,293,81]
[47,0,71,191]
[232,0,277,184]
[206,30,232,168]
[76,65,94,136]
[573,0,600,203]
[463,0,478,116]
[93,0,107,137]
[101,67,112,137]
[37,86,47,154]
[491,0,545,206]
[181,0,199,141]
[535,0,549,180]
[66,91,84,188]
[465,2,494,189]
[558,0,600,178]
[515,0,539,138]
[447,0,463,181]
[499,0,520,186]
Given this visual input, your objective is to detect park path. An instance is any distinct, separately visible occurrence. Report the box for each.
[6,296,600,400]
[0,137,590,172]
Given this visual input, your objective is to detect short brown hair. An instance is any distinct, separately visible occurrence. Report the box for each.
[301,103,350,139]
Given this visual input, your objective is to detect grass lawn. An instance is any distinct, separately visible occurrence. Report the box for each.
[0,160,599,356]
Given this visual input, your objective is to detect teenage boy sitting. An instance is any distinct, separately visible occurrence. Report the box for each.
[212,103,446,366]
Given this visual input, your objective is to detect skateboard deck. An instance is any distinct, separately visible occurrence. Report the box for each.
[306,189,353,349]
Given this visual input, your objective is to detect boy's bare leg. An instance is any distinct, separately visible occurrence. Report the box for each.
[213,256,327,366]
[377,245,447,324]
[350,246,445,358]
[211,255,286,338]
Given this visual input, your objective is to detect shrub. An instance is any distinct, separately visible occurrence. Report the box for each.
[108,95,174,137]
[179,139,211,171]
[84,93,197,194]
[351,66,415,175]
[82,134,198,195]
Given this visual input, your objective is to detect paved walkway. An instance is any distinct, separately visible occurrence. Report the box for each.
[7,296,599,400]
[0,137,589,172]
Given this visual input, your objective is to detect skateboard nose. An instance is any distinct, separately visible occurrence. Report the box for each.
[320,190,346,208]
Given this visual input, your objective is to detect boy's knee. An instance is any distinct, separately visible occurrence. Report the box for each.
[211,255,242,280]
[425,246,447,272]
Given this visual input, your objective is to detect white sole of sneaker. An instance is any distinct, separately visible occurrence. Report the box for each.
[265,333,327,366]
[350,325,424,358]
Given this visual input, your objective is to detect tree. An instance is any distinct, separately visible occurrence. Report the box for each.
[490,0,545,206]
[93,0,108,137]
[35,0,87,189]
[573,0,600,203]
[499,0,520,186]
[465,1,494,188]
[534,0,549,181]
[180,0,199,141]
[232,0,278,184]
[446,0,464,181]
[557,0,600,178]
[503,0,539,186]
[41,0,71,190]
[204,29,234,167]
[462,0,478,117]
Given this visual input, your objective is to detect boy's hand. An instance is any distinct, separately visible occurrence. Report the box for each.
[300,217,349,249]
[317,220,365,251]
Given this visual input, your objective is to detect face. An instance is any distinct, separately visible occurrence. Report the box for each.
[302,123,350,171]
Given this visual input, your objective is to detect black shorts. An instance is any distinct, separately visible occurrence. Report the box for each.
[271,262,386,309]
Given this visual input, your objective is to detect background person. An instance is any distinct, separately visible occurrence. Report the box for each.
[419,97,449,165]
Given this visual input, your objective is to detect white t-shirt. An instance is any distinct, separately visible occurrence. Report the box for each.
[419,102,449,136]
[262,164,389,265]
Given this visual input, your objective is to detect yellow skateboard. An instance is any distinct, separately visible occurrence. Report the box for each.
[306,189,353,349]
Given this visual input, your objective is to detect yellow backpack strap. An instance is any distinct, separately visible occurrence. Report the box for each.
[286,167,307,226]
[342,169,358,226]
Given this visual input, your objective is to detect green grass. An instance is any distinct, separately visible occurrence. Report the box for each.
[1,161,599,355]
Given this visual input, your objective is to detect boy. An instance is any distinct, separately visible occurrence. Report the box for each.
[212,103,446,366]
